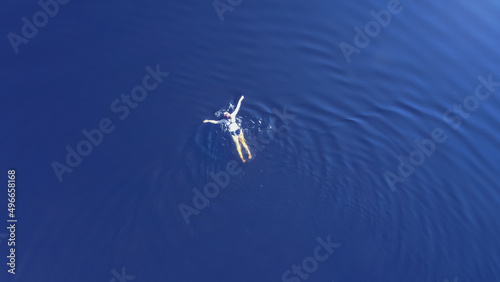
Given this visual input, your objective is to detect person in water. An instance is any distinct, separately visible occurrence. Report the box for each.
[203,95,252,162]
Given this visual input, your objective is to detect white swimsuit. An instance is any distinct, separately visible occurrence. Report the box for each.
[228,120,239,132]
[216,101,242,134]
[219,119,239,132]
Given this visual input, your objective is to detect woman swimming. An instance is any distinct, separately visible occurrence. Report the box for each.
[203,95,252,162]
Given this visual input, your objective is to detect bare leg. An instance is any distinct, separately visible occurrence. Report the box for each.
[238,132,252,159]
[232,135,245,162]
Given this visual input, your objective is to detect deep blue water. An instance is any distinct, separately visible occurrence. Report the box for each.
[2,0,500,281]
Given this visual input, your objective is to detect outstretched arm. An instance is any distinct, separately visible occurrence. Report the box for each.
[231,95,244,116]
[203,119,224,124]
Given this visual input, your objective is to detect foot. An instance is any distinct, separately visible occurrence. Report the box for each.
[248,154,252,159]
[242,159,246,163]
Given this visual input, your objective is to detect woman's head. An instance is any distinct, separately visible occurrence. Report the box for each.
[224,112,231,119]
